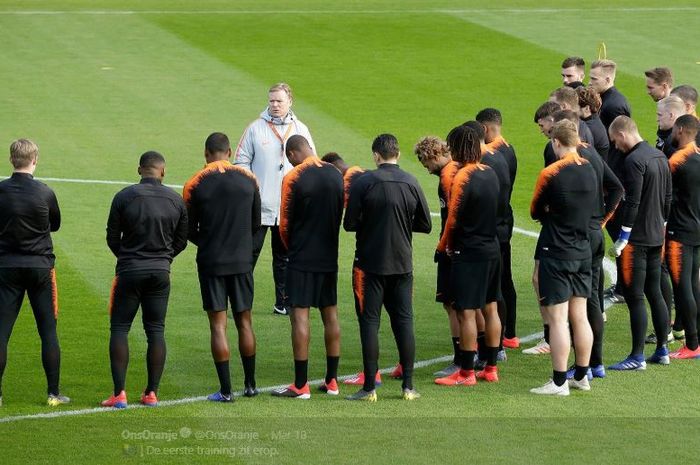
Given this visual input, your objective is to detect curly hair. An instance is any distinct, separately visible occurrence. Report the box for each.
[414,136,450,162]
[576,86,602,114]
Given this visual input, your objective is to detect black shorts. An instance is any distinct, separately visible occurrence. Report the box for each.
[286,269,337,309]
[198,271,253,313]
[450,258,502,310]
[109,271,170,333]
[435,254,452,304]
[538,257,592,306]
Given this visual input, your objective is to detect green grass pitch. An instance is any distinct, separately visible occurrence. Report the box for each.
[0,1,699,464]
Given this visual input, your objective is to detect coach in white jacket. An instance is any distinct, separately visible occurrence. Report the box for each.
[235,83,315,315]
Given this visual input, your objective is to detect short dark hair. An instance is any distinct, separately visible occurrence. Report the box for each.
[475,108,502,125]
[674,114,699,136]
[671,85,698,105]
[321,152,343,164]
[446,125,481,164]
[644,67,673,86]
[552,109,580,125]
[139,151,165,169]
[462,120,486,141]
[562,56,585,69]
[205,132,230,154]
[534,101,561,123]
[372,133,400,160]
[285,134,312,155]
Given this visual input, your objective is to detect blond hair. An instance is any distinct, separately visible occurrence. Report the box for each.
[591,59,617,76]
[657,95,686,115]
[9,139,38,169]
[268,82,293,101]
[609,115,638,135]
[550,120,579,147]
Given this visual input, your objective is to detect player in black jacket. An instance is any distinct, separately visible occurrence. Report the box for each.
[607,117,672,370]
[414,136,462,377]
[434,124,502,387]
[666,116,700,359]
[530,121,598,396]
[344,134,431,401]
[590,61,633,307]
[271,135,344,399]
[0,139,67,407]
[478,108,520,350]
[184,133,261,402]
[101,151,188,408]
[589,60,632,130]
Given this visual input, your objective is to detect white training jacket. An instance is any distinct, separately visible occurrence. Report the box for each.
[234,108,315,226]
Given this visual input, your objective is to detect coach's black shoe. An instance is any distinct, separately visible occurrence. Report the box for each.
[272,305,289,316]
[243,386,259,397]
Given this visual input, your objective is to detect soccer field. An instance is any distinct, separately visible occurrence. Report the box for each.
[1,1,699,463]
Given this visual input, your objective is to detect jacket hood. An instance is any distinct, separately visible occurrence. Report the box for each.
[260,108,296,125]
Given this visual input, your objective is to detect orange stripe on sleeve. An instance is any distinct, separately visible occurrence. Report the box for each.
[531,152,585,220]
[279,157,321,249]
[183,160,258,206]
[343,166,365,208]
[486,135,509,152]
[669,142,700,174]
[437,164,480,253]
[439,161,460,207]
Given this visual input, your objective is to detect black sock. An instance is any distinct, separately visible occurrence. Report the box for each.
[325,356,339,383]
[460,350,475,371]
[241,354,256,388]
[477,332,486,361]
[451,337,460,364]
[214,360,231,396]
[294,359,308,389]
[574,365,588,381]
[486,346,498,367]
[544,324,550,344]
[552,370,567,387]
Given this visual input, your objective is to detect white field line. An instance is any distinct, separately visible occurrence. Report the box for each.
[0,176,604,424]
[0,331,543,424]
[0,8,696,15]
[35,176,184,190]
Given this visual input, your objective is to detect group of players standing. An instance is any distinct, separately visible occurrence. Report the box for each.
[522,58,700,395]
[1,61,698,407]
